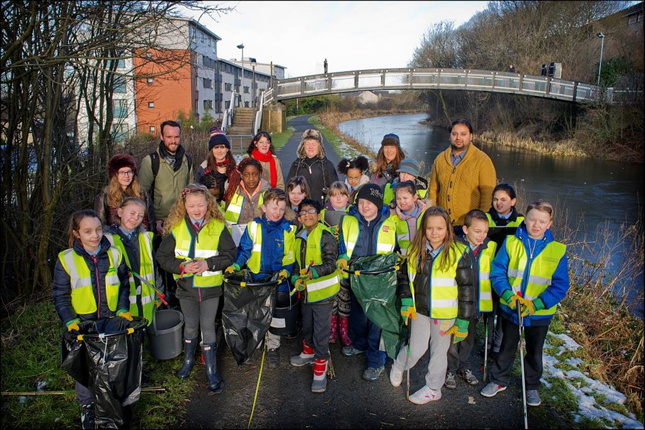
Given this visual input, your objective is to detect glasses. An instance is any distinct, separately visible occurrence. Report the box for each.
[117,170,133,177]
[298,208,318,216]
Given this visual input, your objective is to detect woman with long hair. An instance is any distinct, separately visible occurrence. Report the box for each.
[243,131,284,190]
[370,134,406,188]
[196,133,241,206]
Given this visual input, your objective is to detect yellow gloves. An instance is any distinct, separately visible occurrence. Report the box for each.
[501,290,521,310]
[336,258,349,271]
[117,311,134,321]
[278,269,289,282]
[67,321,80,332]
[294,278,306,291]
[520,297,545,317]
[225,263,240,274]
[444,318,469,343]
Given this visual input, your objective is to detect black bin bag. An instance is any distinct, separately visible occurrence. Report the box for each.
[61,317,146,429]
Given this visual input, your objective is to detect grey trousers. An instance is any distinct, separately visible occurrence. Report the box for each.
[179,297,220,344]
[266,330,281,350]
[392,315,455,391]
[302,300,334,360]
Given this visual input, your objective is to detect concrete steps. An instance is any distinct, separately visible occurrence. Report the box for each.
[229,107,254,135]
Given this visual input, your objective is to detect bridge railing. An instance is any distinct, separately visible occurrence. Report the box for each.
[266,68,607,104]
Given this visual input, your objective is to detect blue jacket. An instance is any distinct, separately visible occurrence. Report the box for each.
[338,204,399,258]
[491,223,569,327]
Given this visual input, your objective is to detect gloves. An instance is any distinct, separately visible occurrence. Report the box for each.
[308,267,319,280]
[278,269,289,282]
[336,257,349,271]
[501,290,521,310]
[521,297,545,317]
[444,318,469,343]
[117,310,134,321]
[155,299,162,308]
[66,319,81,333]
[330,225,340,240]
[400,297,416,325]
[294,278,306,291]
[225,263,240,274]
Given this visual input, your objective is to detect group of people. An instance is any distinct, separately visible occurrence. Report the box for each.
[53,118,570,428]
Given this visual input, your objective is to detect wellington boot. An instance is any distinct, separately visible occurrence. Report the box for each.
[311,359,328,393]
[329,314,338,344]
[339,316,352,346]
[177,338,197,379]
[290,339,315,366]
[203,343,223,394]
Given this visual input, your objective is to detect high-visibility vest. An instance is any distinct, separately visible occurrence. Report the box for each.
[388,214,411,256]
[104,231,156,325]
[246,220,296,274]
[58,247,123,315]
[224,188,264,224]
[172,219,226,287]
[341,215,397,258]
[500,235,566,317]
[486,213,524,228]
[407,241,468,319]
[477,241,497,313]
[296,224,340,303]
[383,183,429,206]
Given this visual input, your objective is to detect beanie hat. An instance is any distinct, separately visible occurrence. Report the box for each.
[107,154,137,179]
[210,126,224,137]
[381,133,400,148]
[209,133,231,150]
[396,158,420,177]
[356,183,384,212]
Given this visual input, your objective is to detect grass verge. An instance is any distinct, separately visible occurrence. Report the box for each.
[270,125,295,151]
[308,115,363,159]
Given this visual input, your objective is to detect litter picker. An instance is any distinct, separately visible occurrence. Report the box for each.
[483,314,489,383]
[517,292,529,429]
[130,270,167,306]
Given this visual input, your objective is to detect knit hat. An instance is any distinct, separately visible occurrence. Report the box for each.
[356,183,384,212]
[381,133,400,148]
[210,126,224,137]
[396,158,420,177]
[107,154,137,179]
[209,133,231,150]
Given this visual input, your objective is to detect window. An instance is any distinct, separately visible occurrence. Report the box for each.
[111,124,129,142]
[113,100,128,118]
[244,101,250,107]
[244,86,249,94]
[147,77,153,85]
[203,78,212,89]
[117,59,126,69]
[144,52,152,59]
[203,100,213,110]
[148,101,154,108]
[225,101,230,109]
[225,83,232,91]
[113,77,126,93]
[149,126,155,134]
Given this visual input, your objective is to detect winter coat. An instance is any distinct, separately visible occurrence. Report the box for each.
[243,153,285,190]
[287,156,339,206]
[195,160,240,205]
[294,226,338,304]
[156,217,236,301]
[93,187,155,231]
[346,174,371,202]
[487,206,525,253]
[53,236,130,325]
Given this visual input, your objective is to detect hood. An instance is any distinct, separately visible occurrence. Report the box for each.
[515,222,555,244]
[394,199,427,221]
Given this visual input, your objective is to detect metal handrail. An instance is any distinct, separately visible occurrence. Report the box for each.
[222,91,238,133]
[253,90,265,135]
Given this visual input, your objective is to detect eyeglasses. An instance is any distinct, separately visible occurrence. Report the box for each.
[117,170,133,177]
[298,208,318,216]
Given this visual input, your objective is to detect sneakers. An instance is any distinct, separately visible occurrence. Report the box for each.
[341,345,365,357]
[458,369,479,386]
[80,403,95,430]
[362,366,384,381]
[480,382,507,398]
[527,390,541,407]
[290,340,315,367]
[389,367,403,387]
[444,372,457,389]
[409,386,442,405]
[267,348,280,368]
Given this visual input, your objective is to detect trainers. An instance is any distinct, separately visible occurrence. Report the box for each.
[527,390,541,407]
[480,382,507,398]
[444,372,457,389]
[390,367,403,387]
[362,366,384,381]
[409,386,442,405]
[80,403,95,430]
[341,345,365,357]
[458,369,479,386]
[267,348,280,368]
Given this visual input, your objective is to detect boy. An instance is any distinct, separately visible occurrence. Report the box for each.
[445,209,497,389]
[226,188,296,367]
[337,184,408,381]
[481,201,570,407]
[383,158,429,206]
[289,199,340,393]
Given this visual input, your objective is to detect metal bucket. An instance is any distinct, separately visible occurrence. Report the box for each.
[269,291,300,337]
[147,308,184,360]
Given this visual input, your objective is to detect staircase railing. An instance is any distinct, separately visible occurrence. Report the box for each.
[222,91,238,133]
[253,90,265,135]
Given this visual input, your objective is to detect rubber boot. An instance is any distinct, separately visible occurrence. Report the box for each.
[290,339,315,366]
[203,342,223,394]
[311,358,328,393]
[177,338,197,379]
[339,316,352,347]
[329,314,338,344]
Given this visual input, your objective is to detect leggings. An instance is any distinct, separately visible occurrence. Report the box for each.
[331,278,351,318]
[179,297,220,344]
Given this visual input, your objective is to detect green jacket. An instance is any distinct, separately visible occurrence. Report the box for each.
[139,146,194,221]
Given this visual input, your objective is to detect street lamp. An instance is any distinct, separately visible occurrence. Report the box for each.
[596,32,605,86]
[250,57,257,107]
[237,43,244,106]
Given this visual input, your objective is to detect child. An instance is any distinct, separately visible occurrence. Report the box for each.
[389,206,475,404]
[225,188,296,367]
[481,201,570,408]
[224,158,269,227]
[53,210,131,428]
[156,184,237,394]
[388,181,427,255]
[337,156,370,201]
[445,209,497,389]
[338,184,407,382]
[323,181,351,213]
[104,197,162,326]
[286,176,311,229]
[383,158,429,206]
[289,199,340,393]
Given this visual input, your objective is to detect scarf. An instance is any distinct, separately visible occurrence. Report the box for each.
[158,141,186,172]
[252,148,277,188]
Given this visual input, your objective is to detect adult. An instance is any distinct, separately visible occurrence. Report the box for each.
[139,120,194,235]
[243,131,284,190]
[196,133,241,206]
[428,118,497,226]
[370,133,406,188]
[94,154,154,230]
[286,129,338,206]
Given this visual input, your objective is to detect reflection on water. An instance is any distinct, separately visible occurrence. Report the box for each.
[339,113,644,315]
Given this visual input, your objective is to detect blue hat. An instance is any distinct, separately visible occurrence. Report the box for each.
[396,158,420,177]
[208,133,230,150]
[381,133,400,147]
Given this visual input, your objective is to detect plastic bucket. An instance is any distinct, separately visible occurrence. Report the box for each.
[148,308,184,360]
[269,291,300,336]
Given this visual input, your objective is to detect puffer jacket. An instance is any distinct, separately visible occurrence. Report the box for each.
[294,225,338,303]
[53,236,130,325]
[287,156,339,206]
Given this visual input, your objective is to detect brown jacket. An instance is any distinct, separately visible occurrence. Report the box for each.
[428,144,496,225]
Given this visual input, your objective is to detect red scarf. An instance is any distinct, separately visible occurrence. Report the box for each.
[252,148,277,188]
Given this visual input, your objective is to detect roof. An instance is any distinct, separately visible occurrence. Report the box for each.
[188,19,221,41]
[218,59,271,78]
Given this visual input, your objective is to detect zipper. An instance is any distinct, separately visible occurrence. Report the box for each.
[91,255,101,318]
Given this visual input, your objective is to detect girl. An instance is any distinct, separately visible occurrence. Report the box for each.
[337,156,370,201]
[370,134,406,188]
[390,206,474,404]
[94,154,154,230]
[323,181,351,213]
[53,210,131,428]
[156,184,237,394]
[388,181,427,255]
[244,131,285,190]
[383,158,429,206]
[224,158,270,227]
[196,133,241,207]
[286,176,311,229]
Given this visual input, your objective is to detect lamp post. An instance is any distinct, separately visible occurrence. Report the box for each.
[596,32,605,86]
[237,43,244,106]
[250,57,257,108]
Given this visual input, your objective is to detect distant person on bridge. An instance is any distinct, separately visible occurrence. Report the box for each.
[370,134,406,189]
[243,131,285,190]
[428,119,496,229]
[286,129,339,206]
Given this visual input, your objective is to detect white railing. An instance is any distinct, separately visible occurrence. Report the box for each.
[253,90,265,135]
[221,91,238,133]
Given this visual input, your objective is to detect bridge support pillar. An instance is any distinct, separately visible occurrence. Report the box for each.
[261,102,286,134]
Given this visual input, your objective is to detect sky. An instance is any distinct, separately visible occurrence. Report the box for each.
[187,1,489,78]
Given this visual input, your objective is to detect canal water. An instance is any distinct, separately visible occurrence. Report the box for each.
[338,113,644,315]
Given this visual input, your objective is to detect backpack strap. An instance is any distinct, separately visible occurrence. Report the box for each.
[185,152,192,184]
[149,151,160,204]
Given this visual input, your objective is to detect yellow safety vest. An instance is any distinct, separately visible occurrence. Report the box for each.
[486,213,524,228]
[172,219,226,287]
[246,220,296,274]
[104,231,156,325]
[341,215,397,259]
[388,213,411,256]
[407,241,468,319]
[296,224,340,303]
[477,241,497,313]
[58,247,123,315]
[500,235,566,317]
[224,188,264,224]
[383,183,429,206]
